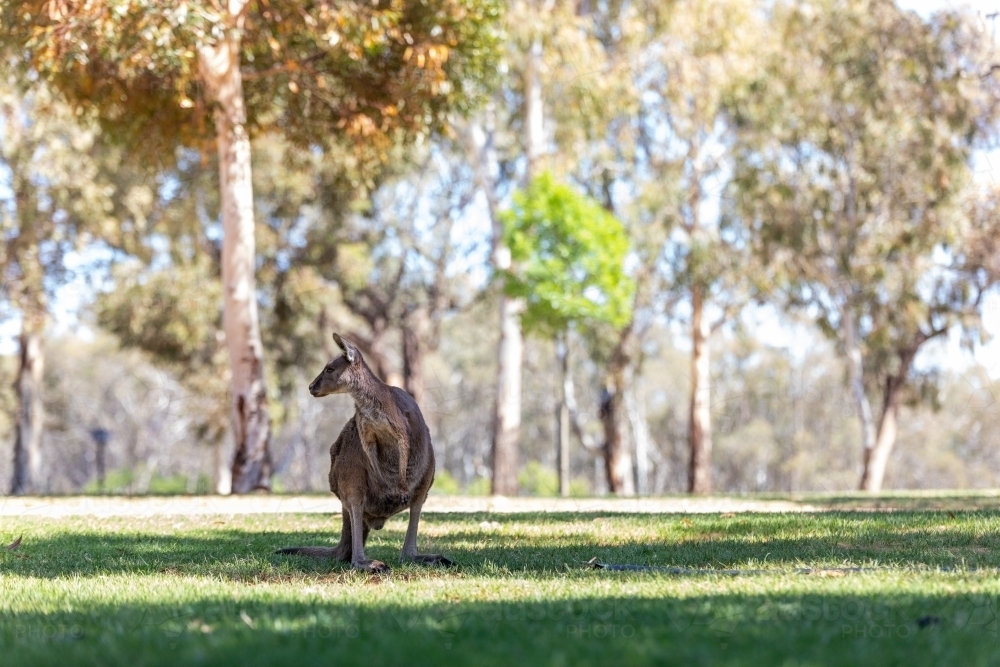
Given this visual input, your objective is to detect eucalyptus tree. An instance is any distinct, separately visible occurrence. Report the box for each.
[539,0,765,495]
[728,0,1000,491]
[0,73,143,494]
[459,0,549,496]
[4,0,502,491]
[524,0,660,495]
[628,0,766,494]
[287,139,478,413]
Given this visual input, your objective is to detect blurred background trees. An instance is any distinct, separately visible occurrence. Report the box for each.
[729,0,1000,491]
[0,0,999,497]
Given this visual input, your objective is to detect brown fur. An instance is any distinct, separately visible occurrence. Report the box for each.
[275,333,452,572]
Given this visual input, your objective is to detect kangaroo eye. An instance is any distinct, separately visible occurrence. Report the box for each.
[325,367,333,374]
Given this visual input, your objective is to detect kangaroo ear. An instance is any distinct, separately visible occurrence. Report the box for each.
[332,333,358,364]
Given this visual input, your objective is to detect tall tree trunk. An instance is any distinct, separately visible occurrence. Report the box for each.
[402,310,428,408]
[491,294,523,495]
[199,26,272,493]
[11,318,44,495]
[467,116,524,496]
[215,436,233,495]
[524,34,544,173]
[860,349,915,492]
[555,333,571,497]
[688,285,712,494]
[843,307,877,490]
[602,328,636,496]
[489,22,546,496]
[625,383,652,495]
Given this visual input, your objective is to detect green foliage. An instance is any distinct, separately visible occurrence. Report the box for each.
[81,469,212,495]
[501,172,634,337]
[515,462,589,497]
[568,477,591,497]
[94,258,232,442]
[728,0,1000,405]
[4,0,504,169]
[0,76,138,323]
[430,469,461,495]
[517,460,558,496]
[465,476,492,496]
[95,258,223,369]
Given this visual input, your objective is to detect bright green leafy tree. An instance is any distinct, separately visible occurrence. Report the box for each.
[502,172,633,336]
[500,171,634,495]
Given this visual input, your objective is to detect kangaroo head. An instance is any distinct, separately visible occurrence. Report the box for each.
[309,333,364,397]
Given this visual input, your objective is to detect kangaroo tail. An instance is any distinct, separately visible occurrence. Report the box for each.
[274,546,339,558]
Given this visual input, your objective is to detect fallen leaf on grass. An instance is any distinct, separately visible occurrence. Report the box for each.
[680,518,694,527]
[6,535,22,551]
[947,511,956,520]
[720,512,736,518]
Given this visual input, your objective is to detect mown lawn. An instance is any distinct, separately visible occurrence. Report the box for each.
[2,504,1000,666]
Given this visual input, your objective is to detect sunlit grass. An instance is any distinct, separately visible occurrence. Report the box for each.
[2,504,1000,666]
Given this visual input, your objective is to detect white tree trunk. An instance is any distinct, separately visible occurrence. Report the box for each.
[198,30,272,494]
[556,335,571,497]
[862,404,898,493]
[524,34,545,177]
[860,351,914,492]
[215,435,233,495]
[464,120,524,496]
[843,307,877,489]
[492,291,524,495]
[688,286,712,494]
[11,327,44,495]
[625,383,652,496]
[489,21,547,495]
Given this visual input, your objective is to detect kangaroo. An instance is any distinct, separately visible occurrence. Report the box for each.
[275,333,452,572]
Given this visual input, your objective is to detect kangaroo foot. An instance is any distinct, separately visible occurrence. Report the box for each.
[404,553,454,567]
[352,558,390,573]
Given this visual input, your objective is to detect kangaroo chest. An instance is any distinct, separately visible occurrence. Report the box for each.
[356,412,406,453]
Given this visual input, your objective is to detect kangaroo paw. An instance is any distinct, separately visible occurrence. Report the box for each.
[378,490,409,514]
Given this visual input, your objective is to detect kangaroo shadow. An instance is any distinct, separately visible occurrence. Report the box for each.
[3,511,1000,579]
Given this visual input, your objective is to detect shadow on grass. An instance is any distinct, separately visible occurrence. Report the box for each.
[1,588,998,667]
[3,511,1000,579]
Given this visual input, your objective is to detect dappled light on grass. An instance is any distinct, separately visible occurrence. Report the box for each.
[4,511,1000,579]
[3,509,1000,665]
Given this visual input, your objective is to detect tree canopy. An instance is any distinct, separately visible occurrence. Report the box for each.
[501,171,634,338]
[7,0,503,168]
[728,0,1000,490]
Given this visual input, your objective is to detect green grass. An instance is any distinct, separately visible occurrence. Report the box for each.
[3,504,1000,666]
